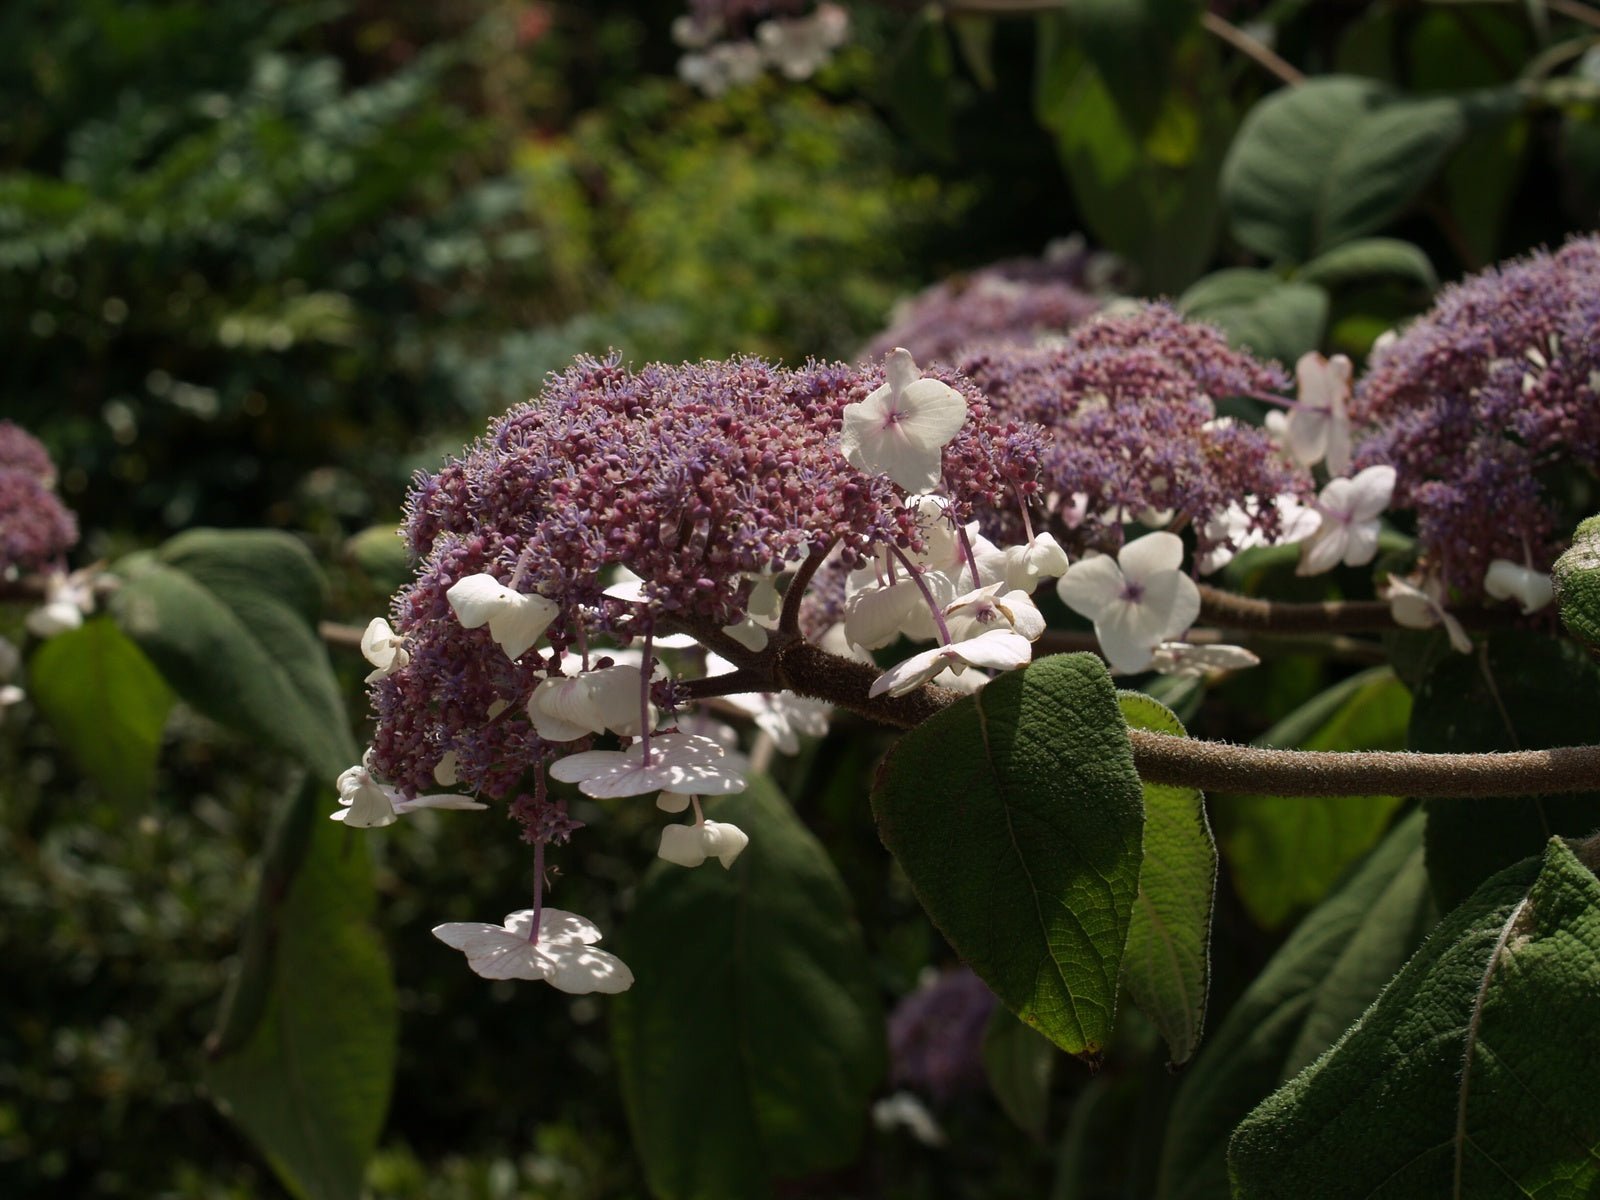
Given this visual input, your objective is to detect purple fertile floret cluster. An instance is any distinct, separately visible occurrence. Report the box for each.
[861,249,1107,365]
[1352,236,1600,595]
[958,304,1310,559]
[887,968,997,1101]
[0,423,77,576]
[371,355,1042,797]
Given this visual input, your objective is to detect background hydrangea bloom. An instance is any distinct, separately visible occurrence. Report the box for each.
[0,423,77,576]
[1352,236,1600,595]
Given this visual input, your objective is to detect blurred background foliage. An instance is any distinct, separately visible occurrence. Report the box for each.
[3,0,1598,1195]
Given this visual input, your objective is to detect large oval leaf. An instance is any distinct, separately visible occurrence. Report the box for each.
[872,653,1145,1062]
[1158,811,1438,1200]
[1229,837,1600,1198]
[1118,692,1216,1066]
[109,528,354,779]
[612,777,885,1200]
[1178,270,1328,366]
[1221,76,1468,262]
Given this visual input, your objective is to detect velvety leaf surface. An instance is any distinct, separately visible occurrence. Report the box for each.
[1214,667,1411,928]
[983,1006,1057,1141]
[1158,811,1438,1199]
[1294,236,1437,290]
[1229,838,1600,1199]
[1118,692,1215,1065]
[1178,269,1328,365]
[872,654,1145,1062]
[1554,513,1600,655]
[1221,76,1467,261]
[206,778,396,1200]
[1412,633,1600,910]
[110,528,354,778]
[28,617,171,805]
[613,778,885,1200]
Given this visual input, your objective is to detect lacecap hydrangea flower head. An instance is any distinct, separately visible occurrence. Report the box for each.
[1353,235,1600,597]
[0,421,79,579]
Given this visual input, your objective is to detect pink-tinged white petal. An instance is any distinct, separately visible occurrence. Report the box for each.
[1345,465,1396,522]
[657,792,693,813]
[1296,524,1350,577]
[1383,574,1473,655]
[1484,561,1554,614]
[360,617,408,682]
[896,378,968,449]
[868,645,950,698]
[845,581,923,651]
[549,733,745,800]
[1143,570,1201,641]
[659,820,750,869]
[1057,554,1125,618]
[393,792,488,814]
[432,908,631,992]
[332,765,398,828]
[486,592,560,661]
[1118,530,1185,580]
[1095,600,1167,674]
[1342,521,1381,568]
[1149,642,1260,677]
[446,573,516,628]
[885,346,921,392]
[951,628,1031,672]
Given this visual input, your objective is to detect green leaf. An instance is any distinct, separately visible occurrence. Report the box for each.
[613,778,885,1200]
[1221,76,1468,262]
[1054,1044,1178,1200]
[872,653,1145,1062]
[1213,668,1412,929]
[1228,837,1600,1198]
[206,777,396,1200]
[1178,270,1329,365]
[1294,237,1437,290]
[1157,812,1438,1200]
[344,524,410,594]
[1555,513,1600,655]
[884,8,956,160]
[109,528,355,779]
[1412,632,1600,910]
[1064,0,1201,135]
[1036,18,1232,293]
[983,1006,1057,1141]
[27,618,172,805]
[1117,692,1215,1065]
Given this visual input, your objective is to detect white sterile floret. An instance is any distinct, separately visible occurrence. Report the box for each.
[678,40,764,97]
[756,3,849,79]
[1383,573,1472,654]
[359,617,409,683]
[432,907,633,992]
[528,663,652,742]
[658,819,751,869]
[975,532,1070,593]
[0,684,23,723]
[1057,531,1201,674]
[1287,352,1354,475]
[1196,495,1320,575]
[1149,641,1260,678]
[868,628,1032,698]
[840,349,968,492]
[433,751,460,787]
[1483,560,1555,614]
[332,756,486,828]
[549,732,746,800]
[25,569,94,638]
[943,583,1046,644]
[446,573,559,660]
[1295,466,1396,577]
[872,1091,946,1147]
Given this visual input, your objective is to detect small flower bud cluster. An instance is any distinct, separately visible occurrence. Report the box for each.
[674,1,849,95]
[0,422,77,578]
[955,304,1313,564]
[860,242,1114,366]
[1353,236,1600,596]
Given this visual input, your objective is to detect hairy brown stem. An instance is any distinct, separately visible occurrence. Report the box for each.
[1197,584,1520,635]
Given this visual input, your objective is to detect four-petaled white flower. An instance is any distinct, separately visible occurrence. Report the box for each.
[1383,573,1472,654]
[1287,352,1354,475]
[359,617,409,683]
[658,819,751,869]
[868,629,1033,699]
[1197,495,1320,575]
[528,663,652,742]
[1149,641,1260,678]
[840,349,968,491]
[25,569,95,638]
[756,3,850,80]
[1295,466,1396,577]
[332,755,487,828]
[432,907,634,992]
[446,573,559,660]
[549,732,747,800]
[1484,560,1555,614]
[943,583,1046,644]
[1056,532,1201,674]
[976,532,1070,593]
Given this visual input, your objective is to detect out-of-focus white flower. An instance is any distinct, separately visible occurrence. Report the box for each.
[868,628,1032,698]
[841,349,968,492]
[432,907,633,992]
[756,2,850,79]
[1295,466,1396,576]
[1383,573,1472,654]
[550,732,746,800]
[1197,495,1321,575]
[659,819,751,869]
[678,40,764,96]
[1149,641,1260,677]
[359,617,409,682]
[1057,532,1201,674]
[446,573,558,660]
[332,755,487,828]
[1287,352,1354,475]
[872,1091,946,1147]
[25,569,94,638]
[1483,560,1554,614]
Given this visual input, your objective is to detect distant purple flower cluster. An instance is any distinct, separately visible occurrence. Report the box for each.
[860,245,1111,365]
[372,355,1042,796]
[0,422,77,576]
[887,967,997,1101]
[957,304,1310,560]
[1353,237,1600,595]
[683,0,807,35]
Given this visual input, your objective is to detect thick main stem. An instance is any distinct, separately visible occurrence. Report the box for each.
[1197,583,1520,635]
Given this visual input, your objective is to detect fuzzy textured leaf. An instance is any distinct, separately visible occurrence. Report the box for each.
[613,778,885,1200]
[1229,838,1600,1198]
[1554,513,1600,655]
[1294,237,1437,290]
[1178,269,1328,365]
[873,653,1145,1062]
[1118,692,1215,1065]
